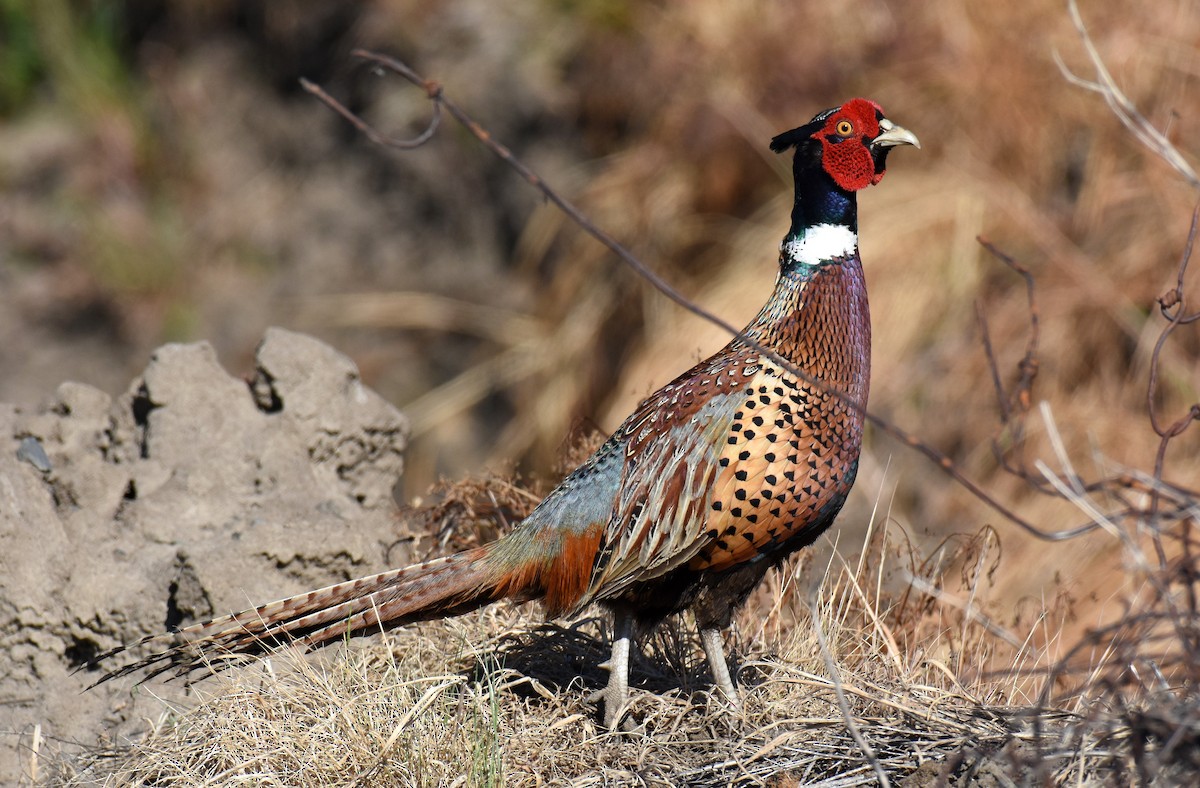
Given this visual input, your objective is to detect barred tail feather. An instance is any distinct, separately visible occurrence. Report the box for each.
[86,545,505,687]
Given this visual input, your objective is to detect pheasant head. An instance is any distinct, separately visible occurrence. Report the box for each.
[771,98,920,191]
[769,99,919,267]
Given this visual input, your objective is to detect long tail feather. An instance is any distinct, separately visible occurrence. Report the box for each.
[84,545,504,687]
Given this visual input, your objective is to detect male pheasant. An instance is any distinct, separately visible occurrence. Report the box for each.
[90,99,918,728]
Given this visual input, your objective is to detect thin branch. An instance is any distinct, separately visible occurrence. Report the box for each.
[975,301,1010,424]
[299,72,441,149]
[1055,0,1199,189]
[977,238,1041,484]
[1145,199,1200,576]
[811,604,890,788]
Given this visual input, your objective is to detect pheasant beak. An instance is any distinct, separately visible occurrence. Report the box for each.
[871,118,920,150]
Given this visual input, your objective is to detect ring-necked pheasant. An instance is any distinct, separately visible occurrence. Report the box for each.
[89,99,918,729]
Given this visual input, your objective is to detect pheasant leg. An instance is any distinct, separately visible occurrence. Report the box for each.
[700,626,740,708]
[592,610,634,729]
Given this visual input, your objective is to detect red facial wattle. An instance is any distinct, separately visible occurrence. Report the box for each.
[815,98,886,192]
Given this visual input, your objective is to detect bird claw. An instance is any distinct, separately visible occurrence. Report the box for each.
[590,680,630,730]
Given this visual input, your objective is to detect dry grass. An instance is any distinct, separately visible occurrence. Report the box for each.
[39,505,1003,786]
[33,464,1200,786]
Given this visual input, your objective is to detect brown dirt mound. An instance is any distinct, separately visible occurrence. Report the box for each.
[0,328,410,785]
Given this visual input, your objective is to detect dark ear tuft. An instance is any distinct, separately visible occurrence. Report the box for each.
[769,108,837,154]
[769,126,810,154]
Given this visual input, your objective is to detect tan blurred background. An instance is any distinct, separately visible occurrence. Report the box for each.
[2,0,1197,647]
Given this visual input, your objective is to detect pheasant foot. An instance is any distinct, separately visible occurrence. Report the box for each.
[589,610,634,729]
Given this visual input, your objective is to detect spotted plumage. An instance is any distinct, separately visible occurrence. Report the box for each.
[87,99,919,729]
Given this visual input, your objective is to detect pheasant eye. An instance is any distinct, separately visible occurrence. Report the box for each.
[835,120,854,137]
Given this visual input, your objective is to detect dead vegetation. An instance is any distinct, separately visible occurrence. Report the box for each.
[29,447,1200,785]
[35,488,1022,787]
